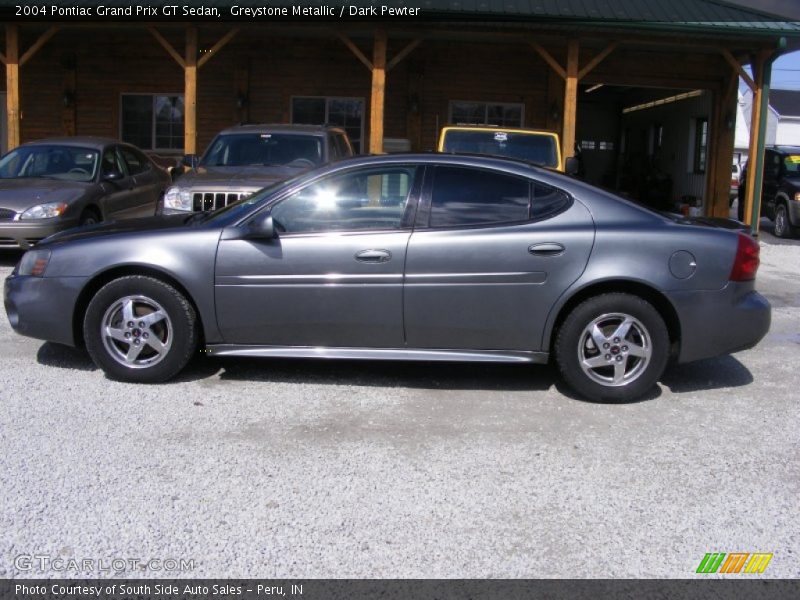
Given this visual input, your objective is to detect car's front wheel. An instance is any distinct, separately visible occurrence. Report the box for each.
[555,293,670,402]
[84,276,198,383]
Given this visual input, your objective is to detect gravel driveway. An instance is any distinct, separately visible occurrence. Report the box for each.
[1,226,798,578]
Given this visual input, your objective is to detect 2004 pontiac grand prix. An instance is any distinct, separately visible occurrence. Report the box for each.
[4,154,771,402]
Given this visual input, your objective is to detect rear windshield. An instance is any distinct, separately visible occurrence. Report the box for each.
[201,133,323,168]
[441,130,559,168]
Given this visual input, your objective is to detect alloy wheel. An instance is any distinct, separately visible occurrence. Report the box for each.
[101,295,173,369]
[577,312,652,387]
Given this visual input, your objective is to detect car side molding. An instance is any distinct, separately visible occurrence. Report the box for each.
[206,345,549,364]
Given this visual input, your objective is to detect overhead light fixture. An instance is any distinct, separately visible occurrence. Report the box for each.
[622,90,704,114]
[585,84,604,93]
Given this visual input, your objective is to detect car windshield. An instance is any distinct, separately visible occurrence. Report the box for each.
[0,145,99,182]
[784,154,800,178]
[201,133,323,168]
[441,130,559,168]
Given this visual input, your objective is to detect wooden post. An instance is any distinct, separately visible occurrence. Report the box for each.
[561,39,579,170]
[6,25,20,150]
[743,51,772,232]
[705,73,738,218]
[184,27,198,155]
[369,29,387,155]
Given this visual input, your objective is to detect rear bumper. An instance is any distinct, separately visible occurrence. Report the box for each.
[0,218,79,249]
[667,283,771,363]
[4,273,87,346]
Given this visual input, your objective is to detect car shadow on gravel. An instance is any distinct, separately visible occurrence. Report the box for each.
[0,250,23,267]
[36,342,96,371]
[213,357,557,392]
[660,354,753,393]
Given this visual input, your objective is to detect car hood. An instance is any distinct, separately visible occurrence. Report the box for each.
[0,178,89,210]
[174,165,307,190]
[41,214,193,246]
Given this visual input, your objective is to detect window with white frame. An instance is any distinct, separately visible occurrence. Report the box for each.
[291,97,365,153]
[449,101,524,127]
[121,94,184,151]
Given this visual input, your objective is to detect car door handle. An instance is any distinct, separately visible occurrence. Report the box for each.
[355,249,392,263]
[528,242,565,256]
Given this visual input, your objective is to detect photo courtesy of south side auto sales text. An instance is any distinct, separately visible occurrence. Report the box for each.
[14,584,303,597]
[16,3,422,18]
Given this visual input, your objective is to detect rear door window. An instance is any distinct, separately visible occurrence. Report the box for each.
[429,166,530,227]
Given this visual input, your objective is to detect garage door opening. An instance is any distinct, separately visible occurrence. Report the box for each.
[575,84,711,215]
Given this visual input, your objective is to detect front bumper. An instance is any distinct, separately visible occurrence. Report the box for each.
[667,282,771,363]
[787,198,800,227]
[4,272,88,347]
[0,218,79,249]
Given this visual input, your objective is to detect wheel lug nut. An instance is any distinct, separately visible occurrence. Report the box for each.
[138,321,145,328]
[622,345,628,352]
[605,354,611,360]
[127,321,134,327]
[143,332,149,339]
[603,343,610,349]
[613,337,620,343]
[616,356,623,362]
[134,339,140,346]
[124,332,131,339]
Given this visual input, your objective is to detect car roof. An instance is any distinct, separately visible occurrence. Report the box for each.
[217,123,346,136]
[773,145,800,154]
[22,136,125,150]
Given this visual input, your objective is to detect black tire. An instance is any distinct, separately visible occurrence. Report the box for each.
[83,275,198,383]
[555,293,670,402]
[773,203,792,239]
[79,207,101,226]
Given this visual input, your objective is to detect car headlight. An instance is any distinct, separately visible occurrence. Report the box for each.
[19,202,68,219]
[794,192,800,202]
[164,187,193,211]
[17,249,51,277]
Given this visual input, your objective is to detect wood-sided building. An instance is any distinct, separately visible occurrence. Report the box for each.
[2,1,800,230]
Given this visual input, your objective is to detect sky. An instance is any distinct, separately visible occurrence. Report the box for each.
[772,52,800,90]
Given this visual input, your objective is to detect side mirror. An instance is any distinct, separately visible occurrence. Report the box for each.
[246,212,278,240]
[182,154,199,170]
[103,169,124,182]
[564,156,580,176]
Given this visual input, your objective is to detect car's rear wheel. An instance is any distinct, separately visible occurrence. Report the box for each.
[84,276,198,383]
[773,204,792,238]
[555,293,669,402]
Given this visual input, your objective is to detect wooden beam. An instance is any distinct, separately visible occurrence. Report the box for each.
[743,52,767,229]
[0,52,6,65]
[705,72,738,218]
[720,48,755,93]
[6,25,20,151]
[530,41,566,80]
[184,26,197,155]
[387,37,422,71]
[337,31,372,71]
[578,41,617,80]
[369,29,387,156]
[19,26,58,67]
[197,27,240,69]
[561,39,579,171]
[148,26,185,69]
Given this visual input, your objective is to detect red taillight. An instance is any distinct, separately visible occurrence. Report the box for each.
[729,233,760,281]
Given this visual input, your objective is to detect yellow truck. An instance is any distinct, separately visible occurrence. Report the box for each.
[437,125,572,173]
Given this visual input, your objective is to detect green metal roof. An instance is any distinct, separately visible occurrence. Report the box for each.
[412,0,800,35]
